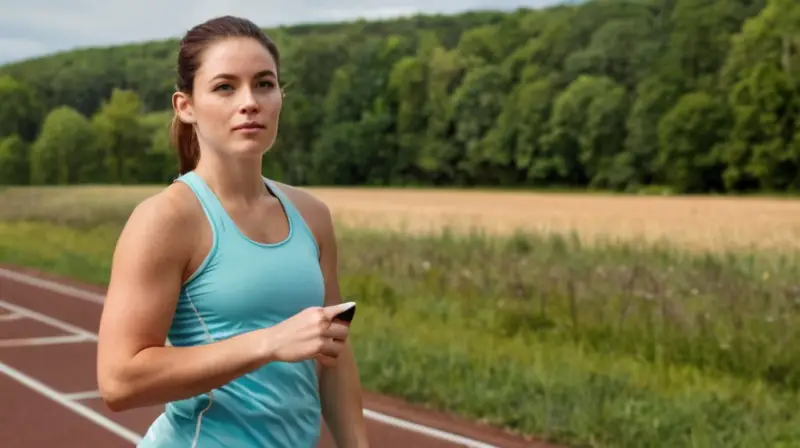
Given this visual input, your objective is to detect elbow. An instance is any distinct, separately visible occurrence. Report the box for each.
[98,379,131,413]
[102,395,127,413]
[97,368,137,413]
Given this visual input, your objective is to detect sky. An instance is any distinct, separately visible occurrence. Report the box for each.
[0,0,564,65]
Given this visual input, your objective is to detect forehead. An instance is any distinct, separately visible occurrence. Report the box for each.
[196,36,277,79]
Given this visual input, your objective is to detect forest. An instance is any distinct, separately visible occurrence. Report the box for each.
[0,0,797,195]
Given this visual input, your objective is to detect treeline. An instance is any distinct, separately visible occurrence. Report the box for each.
[1,0,799,193]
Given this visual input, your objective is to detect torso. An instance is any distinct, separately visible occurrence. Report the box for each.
[174,176,317,286]
[139,171,326,448]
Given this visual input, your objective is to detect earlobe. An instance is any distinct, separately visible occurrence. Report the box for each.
[172,92,196,124]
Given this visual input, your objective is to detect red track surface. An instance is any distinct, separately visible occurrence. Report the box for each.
[0,265,552,448]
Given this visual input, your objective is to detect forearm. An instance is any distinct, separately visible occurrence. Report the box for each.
[320,344,369,447]
[100,328,271,411]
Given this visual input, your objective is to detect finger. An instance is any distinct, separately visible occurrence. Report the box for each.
[322,301,356,320]
[323,321,350,340]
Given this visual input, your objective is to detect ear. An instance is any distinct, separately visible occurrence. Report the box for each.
[172,91,196,124]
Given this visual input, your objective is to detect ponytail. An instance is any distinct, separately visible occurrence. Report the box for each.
[170,115,200,175]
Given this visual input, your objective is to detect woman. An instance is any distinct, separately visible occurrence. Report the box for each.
[96,15,369,448]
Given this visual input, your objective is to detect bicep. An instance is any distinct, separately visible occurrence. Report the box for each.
[97,197,188,369]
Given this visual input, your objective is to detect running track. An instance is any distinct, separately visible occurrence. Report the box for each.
[0,265,547,448]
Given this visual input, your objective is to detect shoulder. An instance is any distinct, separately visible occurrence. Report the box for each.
[115,182,202,260]
[126,182,199,233]
[269,180,335,245]
[271,181,330,217]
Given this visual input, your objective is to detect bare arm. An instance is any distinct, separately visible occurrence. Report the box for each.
[96,191,274,412]
[313,202,370,447]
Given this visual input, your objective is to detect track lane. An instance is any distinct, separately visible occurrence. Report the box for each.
[0,363,139,447]
[0,265,546,448]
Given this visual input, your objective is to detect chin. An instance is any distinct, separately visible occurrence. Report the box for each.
[230,139,274,157]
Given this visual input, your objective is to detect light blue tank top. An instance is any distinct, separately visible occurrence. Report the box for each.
[139,171,325,448]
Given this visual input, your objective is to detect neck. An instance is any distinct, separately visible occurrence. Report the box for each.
[193,151,266,204]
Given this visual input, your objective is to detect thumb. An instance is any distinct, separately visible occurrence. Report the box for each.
[322,301,356,319]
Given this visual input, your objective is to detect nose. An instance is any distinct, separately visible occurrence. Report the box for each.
[238,88,260,114]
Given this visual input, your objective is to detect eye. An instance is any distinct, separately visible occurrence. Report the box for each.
[213,83,233,92]
[257,79,275,89]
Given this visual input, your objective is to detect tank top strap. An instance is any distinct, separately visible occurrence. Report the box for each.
[173,170,227,233]
[262,177,302,222]
[263,177,320,257]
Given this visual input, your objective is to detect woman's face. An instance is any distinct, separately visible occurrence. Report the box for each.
[175,36,282,161]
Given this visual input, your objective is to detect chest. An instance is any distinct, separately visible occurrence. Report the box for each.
[224,197,290,246]
[182,240,325,331]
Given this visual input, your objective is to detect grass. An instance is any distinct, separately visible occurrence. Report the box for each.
[1,185,799,447]
[2,184,799,252]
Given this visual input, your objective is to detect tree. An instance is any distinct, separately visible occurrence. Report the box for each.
[29,107,98,185]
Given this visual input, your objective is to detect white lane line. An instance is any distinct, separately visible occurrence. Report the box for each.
[0,267,502,448]
[0,360,142,444]
[0,334,92,347]
[0,299,98,341]
[0,312,22,321]
[364,409,500,448]
[0,268,104,304]
[62,390,103,401]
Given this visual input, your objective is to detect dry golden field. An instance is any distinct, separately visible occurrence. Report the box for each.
[1,185,799,253]
[309,188,800,253]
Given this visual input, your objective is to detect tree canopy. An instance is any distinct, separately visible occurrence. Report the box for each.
[2,0,798,194]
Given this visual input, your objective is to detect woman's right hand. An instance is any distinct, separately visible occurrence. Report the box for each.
[267,302,355,366]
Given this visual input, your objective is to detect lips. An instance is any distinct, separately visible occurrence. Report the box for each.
[233,122,265,131]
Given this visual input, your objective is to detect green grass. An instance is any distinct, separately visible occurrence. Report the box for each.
[1,191,800,447]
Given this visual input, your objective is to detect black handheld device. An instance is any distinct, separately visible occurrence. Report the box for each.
[334,302,357,323]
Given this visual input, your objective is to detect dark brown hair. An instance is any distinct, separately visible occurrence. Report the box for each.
[170,15,281,175]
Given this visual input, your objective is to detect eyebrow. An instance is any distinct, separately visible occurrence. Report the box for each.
[210,70,276,82]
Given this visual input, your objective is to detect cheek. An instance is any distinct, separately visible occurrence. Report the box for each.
[262,91,282,117]
[196,97,232,130]
[269,103,282,122]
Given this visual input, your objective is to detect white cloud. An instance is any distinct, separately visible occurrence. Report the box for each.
[0,0,563,64]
